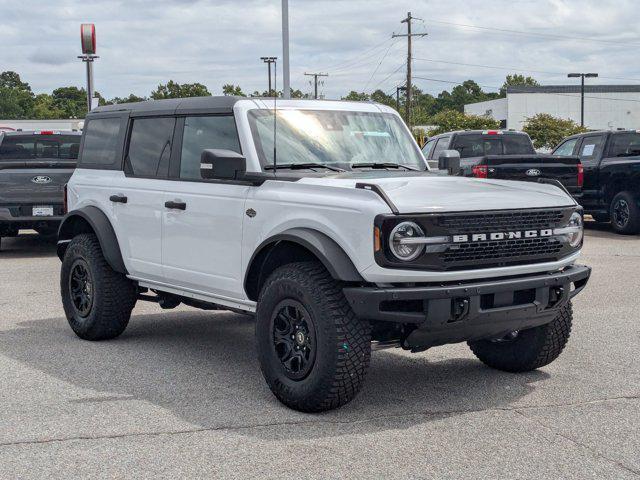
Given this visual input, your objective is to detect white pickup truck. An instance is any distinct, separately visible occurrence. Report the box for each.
[57,97,591,412]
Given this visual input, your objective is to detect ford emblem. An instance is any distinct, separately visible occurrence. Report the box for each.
[31,175,52,184]
[525,169,542,177]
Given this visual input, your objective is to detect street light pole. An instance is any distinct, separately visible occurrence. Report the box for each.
[261,57,277,96]
[396,85,407,112]
[568,72,598,127]
[281,0,291,99]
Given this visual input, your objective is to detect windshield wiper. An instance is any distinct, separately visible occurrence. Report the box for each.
[351,162,419,171]
[264,163,346,172]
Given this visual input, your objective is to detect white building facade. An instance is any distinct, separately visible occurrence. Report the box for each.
[465,85,640,131]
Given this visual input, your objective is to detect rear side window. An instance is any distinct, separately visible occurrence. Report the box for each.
[554,138,579,156]
[578,134,605,160]
[452,134,534,158]
[81,118,122,166]
[126,117,175,178]
[0,134,80,161]
[432,137,450,160]
[608,132,640,157]
[179,116,240,180]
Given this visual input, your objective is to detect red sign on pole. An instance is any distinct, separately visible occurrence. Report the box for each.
[80,24,96,55]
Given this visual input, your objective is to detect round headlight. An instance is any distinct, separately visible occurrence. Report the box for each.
[389,221,425,261]
[567,211,584,247]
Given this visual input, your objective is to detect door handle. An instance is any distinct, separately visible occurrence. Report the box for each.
[164,200,186,210]
[109,194,128,204]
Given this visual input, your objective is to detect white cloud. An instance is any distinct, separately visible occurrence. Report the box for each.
[0,0,638,99]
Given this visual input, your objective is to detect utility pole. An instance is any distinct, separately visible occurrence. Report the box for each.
[261,57,278,96]
[282,0,291,99]
[304,72,328,99]
[392,12,427,126]
[568,72,598,127]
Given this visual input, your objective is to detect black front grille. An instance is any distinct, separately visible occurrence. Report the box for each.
[438,210,564,234]
[376,207,578,271]
[443,237,563,264]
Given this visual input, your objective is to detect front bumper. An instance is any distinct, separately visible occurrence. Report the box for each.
[343,264,591,350]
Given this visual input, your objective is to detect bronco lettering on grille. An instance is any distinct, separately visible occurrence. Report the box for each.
[452,229,553,243]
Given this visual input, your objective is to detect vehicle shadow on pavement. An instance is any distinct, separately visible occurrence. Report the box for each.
[0,233,57,258]
[0,311,549,440]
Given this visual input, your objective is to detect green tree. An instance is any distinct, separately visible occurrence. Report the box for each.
[51,86,87,118]
[222,84,246,96]
[342,91,370,102]
[370,89,395,108]
[427,110,501,136]
[522,113,587,150]
[0,71,35,119]
[151,80,211,99]
[500,74,540,96]
[31,94,65,119]
[107,94,146,104]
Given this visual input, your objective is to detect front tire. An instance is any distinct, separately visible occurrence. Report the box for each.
[61,233,137,340]
[256,261,371,412]
[610,191,640,235]
[468,303,573,373]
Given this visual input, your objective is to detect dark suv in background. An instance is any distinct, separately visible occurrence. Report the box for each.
[552,129,640,234]
[0,130,81,247]
[423,130,582,195]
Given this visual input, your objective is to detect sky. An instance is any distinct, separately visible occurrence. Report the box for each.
[0,0,639,100]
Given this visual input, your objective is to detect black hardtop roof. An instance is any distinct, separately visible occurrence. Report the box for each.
[89,95,245,116]
[563,129,639,140]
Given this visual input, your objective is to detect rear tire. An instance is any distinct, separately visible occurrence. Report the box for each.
[60,233,137,340]
[256,261,371,412]
[610,191,640,235]
[468,303,573,373]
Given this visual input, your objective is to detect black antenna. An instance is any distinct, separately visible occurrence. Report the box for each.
[273,58,278,176]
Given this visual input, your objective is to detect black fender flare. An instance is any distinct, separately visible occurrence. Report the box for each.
[57,206,127,274]
[244,228,364,299]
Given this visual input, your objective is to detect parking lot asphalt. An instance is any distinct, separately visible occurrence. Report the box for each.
[0,223,638,479]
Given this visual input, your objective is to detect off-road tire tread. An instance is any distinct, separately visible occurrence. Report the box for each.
[257,261,371,412]
[61,233,137,341]
[468,303,573,372]
[610,191,640,235]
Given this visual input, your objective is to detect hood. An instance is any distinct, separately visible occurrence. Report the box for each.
[297,174,576,214]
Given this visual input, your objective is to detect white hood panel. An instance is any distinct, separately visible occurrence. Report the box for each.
[297,175,576,214]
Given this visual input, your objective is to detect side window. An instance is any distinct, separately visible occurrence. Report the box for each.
[126,117,175,178]
[554,138,579,156]
[578,135,605,164]
[421,139,435,159]
[607,132,640,158]
[179,116,241,180]
[432,137,450,160]
[80,118,122,167]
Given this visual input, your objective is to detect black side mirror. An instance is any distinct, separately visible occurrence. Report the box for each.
[438,150,461,175]
[201,149,246,181]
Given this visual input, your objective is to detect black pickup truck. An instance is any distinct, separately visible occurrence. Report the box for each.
[0,130,80,247]
[422,130,582,195]
[552,129,640,234]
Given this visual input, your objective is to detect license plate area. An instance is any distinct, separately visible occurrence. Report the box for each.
[32,206,54,217]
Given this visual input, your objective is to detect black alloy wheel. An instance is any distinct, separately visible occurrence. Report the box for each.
[69,259,94,317]
[271,300,317,380]
[612,197,630,229]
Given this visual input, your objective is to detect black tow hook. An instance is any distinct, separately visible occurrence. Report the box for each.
[450,297,470,323]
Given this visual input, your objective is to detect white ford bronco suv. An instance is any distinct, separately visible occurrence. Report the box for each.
[58,97,591,412]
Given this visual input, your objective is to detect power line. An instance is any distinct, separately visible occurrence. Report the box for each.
[362,39,400,92]
[413,57,640,83]
[412,75,640,103]
[422,18,640,48]
[317,37,394,72]
[371,61,406,91]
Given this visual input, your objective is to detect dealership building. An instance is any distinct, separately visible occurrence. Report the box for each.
[465,85,640,131]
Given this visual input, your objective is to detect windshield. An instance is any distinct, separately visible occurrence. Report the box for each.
[0,134,80,161]
[248,109,425,170]
[452,134,535,158]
